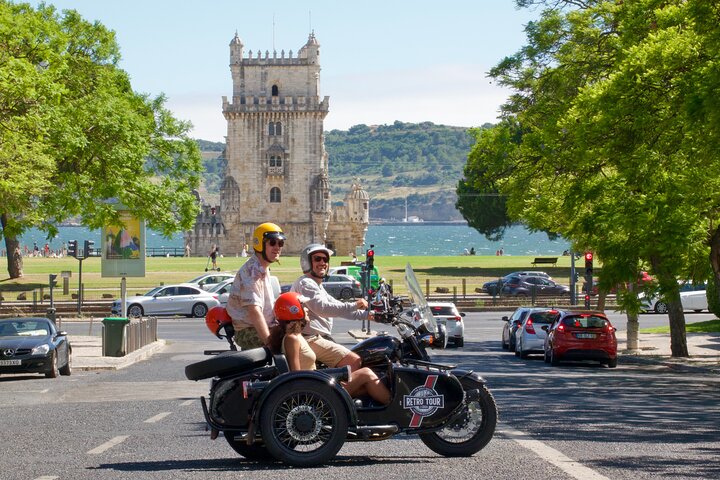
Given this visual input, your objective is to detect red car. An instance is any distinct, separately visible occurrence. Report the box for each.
[542,310,617,368]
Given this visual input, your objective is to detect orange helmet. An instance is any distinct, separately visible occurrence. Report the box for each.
[205,306,232,337]
[273,292,306,322]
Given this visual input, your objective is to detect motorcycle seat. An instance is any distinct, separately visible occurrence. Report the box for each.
[185,347,273,380]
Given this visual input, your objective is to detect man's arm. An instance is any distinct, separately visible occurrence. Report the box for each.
[247,305,270,343]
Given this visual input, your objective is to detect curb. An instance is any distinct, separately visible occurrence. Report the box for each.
[74,339,166,371]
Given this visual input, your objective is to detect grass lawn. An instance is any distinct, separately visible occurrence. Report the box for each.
[640,319,720,334]
[0,254,580,300]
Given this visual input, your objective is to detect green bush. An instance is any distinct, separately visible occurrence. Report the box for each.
[707,275,720,317]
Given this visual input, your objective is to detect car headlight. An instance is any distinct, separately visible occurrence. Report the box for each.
[32,344,50,355]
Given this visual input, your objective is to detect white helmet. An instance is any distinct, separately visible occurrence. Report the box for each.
[300,243,334,274]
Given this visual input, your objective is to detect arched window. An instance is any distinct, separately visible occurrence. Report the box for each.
[275,122,282,135]
[268,122,275,135]
[270,187,281,203]
[271,85,279,96]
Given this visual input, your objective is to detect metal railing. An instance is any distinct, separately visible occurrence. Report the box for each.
[126,316,158,354]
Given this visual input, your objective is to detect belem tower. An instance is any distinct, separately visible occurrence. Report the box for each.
[186,32,369,256]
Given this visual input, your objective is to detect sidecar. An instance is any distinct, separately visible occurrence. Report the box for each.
[185,346,495,467]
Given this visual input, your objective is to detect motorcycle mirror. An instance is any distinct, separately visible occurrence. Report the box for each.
[434,323,448,349]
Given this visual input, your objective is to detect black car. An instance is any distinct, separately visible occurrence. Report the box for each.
[501,307,534,352]
[0,317,72,378]
[501,276,570,297]
[483,271,552,295]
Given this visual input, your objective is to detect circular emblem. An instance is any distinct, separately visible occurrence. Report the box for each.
[3,348,15,357]
[289,305,300,315]
[405,385,442,417]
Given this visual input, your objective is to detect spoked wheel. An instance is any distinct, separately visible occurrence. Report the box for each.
[224,433,274,461]
[260,379,348,467]
[419,377,497,457]
[339,288,353,300]
[192,303,209,318]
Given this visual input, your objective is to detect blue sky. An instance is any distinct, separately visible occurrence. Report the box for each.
[30,1,538,141]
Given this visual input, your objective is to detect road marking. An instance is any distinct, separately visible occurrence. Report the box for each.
[180,399,196,406]
[34,476,59,480]
[87,435,130,455]
[144,412,172,423]
[502,428,611,480]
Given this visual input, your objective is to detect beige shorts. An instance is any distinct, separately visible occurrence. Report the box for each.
[304,335,351,368]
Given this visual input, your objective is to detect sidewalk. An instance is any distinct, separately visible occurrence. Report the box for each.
[68,335,166,371]
[615,331,720,373]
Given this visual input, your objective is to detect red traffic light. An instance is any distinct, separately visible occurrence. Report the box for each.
[367,249,374,258]
[585,252,593,261]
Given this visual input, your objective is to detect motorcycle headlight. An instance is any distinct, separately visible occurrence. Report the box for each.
[32,344,50,355]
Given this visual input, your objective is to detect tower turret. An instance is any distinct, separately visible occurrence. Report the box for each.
[299,31,320,64]
[230,31,244,64]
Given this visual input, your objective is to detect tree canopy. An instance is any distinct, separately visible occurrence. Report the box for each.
[458,0,720,356]
[0,1,202,277]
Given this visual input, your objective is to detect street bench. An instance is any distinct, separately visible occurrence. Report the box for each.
[531,257,558,267]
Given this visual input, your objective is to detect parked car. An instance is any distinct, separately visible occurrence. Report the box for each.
[111,284,221,318]
[483,271,553,295]
[0,317,72,378]
[501,306,534,351]
[324,274,363,300]
[185,272,235,291]
[427,302,465,347]
[328,265,380,290]
[514,309,559,358]
[542,310,617,368]
[502,276,570,297]
[641,282,708,314]
[207,279,234,306]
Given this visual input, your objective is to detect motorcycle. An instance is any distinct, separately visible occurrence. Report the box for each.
[185,263,497,467]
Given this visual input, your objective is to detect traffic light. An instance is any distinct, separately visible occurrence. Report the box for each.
[84,240,95,258]
[584,252,594,276]
[366,248,375,270]
[49,274,57,288]
[67,240,77,258]
[584,293,591,309]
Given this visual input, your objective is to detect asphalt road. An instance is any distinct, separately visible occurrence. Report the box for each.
[1,312,718,480]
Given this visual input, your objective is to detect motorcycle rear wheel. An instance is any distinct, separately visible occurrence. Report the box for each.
[224,433,274,461]
[419,377,497,457]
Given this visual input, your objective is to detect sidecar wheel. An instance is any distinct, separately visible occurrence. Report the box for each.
[419,378,497,457]
[260,379,348,467]
[224,433,274,461]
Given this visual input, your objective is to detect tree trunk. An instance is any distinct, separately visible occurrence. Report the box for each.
[625,282,639,350]
[597,290,606,311]
[1,214,23,278]
[650,255,688,357]
[708,225,720,313]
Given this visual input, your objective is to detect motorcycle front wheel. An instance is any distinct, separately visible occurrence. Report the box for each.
[419,377,497,457]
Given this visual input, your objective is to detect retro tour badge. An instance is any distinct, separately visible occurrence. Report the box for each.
[403,375,445,427]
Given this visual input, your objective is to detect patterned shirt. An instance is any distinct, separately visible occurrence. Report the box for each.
[226,255,276,331]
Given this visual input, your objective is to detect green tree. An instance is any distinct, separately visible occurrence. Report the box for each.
[462,0,720,356]
[0,2,202,278]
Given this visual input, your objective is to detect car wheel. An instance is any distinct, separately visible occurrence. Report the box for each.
[501,338,508,350]
[224,433,274,460]
[59,348,72,376]
[654,301,668,314]
[607,358,618,368]
[519,346,528,359]
[508,335,516,352]
[260,379,348,467]
[454,337,464,348]
[45,351,59,378]
[127,304,143,318]
[339,288,353,300]
[550,349,560,366]
[192,303,209,318]
[544,349,550,363]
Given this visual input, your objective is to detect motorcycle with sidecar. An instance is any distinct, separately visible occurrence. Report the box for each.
[185,263,498,467]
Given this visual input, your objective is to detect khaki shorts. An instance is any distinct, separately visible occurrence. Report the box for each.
[233,327,264,351]
[305,335,351,368]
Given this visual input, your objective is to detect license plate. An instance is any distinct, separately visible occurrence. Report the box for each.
[0,359,21,366]
[576,333,596,339]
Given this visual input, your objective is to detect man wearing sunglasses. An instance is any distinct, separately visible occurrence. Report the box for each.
[291,243,370,371]
[226,222,286,350]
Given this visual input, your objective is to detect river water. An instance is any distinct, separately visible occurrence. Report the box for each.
[14,223,568,257]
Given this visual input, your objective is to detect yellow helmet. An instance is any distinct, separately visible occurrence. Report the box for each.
[253,222,285,253]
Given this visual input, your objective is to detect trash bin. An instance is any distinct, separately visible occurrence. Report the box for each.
[102,317,130,357]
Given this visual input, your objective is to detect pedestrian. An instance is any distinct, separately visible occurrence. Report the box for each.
[268,292,390,404]
[209,244,219,270]
[185,244,191,257]
[291,243,371,371]
[225,223,285,350]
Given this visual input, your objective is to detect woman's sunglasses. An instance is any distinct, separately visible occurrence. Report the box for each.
[267,239,284,247]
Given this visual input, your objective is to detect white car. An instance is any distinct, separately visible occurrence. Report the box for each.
[427,302,465,348]
[185,272,235,291]
[641,283,708,314]
[207,276,282,306]
[111,284,221,318]
[515,308,559,359]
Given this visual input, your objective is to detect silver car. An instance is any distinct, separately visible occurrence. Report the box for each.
[185,272,235,291]
[111,284,221,318]
[324,274,363,300]
[515,308,560,359]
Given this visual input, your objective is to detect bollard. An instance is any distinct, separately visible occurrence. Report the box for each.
[47,307,56,324]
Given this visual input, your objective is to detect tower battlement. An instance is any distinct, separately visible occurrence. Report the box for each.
[222,95,329,114]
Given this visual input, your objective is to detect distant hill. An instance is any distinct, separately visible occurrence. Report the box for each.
[195,121,485,220]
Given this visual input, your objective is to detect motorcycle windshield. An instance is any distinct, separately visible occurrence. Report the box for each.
[405,263,438,333]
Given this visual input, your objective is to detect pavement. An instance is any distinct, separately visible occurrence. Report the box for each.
[68,331,720,374]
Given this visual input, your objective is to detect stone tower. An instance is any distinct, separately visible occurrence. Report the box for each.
[186,32,369,256]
